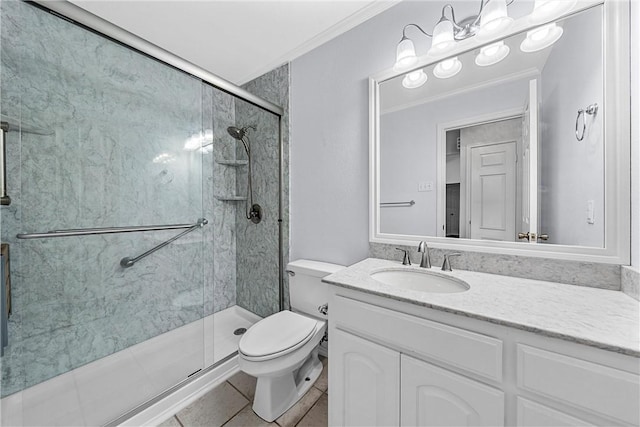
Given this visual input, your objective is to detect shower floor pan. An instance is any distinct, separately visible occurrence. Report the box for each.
[0,305,261,426]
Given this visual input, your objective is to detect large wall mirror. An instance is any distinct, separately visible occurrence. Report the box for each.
[370,1,630,264]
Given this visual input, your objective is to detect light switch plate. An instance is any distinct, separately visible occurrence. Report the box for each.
[418,181,433,192]
[587,200,595,224]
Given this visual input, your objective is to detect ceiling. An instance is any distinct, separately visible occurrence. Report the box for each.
[70,0,398,85]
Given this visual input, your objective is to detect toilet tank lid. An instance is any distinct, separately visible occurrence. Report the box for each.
[287,259,345,278]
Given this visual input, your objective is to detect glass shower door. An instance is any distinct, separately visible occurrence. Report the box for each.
[1,1,207,424]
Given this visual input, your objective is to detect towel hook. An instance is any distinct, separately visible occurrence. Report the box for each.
[575,103,598,141]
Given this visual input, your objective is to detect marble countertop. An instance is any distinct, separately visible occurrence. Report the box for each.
[323,258,640,357]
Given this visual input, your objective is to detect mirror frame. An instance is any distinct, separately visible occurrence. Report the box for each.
[369,0,630,264]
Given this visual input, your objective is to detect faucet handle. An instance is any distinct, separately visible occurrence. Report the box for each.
[395,248,411,265]
[441,252,461,271]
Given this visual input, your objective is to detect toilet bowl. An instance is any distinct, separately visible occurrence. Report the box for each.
[237,260,344,422]
[238,310,326,421]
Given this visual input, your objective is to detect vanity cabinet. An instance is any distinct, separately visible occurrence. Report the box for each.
[328,287,640,427]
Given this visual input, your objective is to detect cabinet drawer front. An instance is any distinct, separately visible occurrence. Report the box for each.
[516,397,595,427]
[334,295,503,382]
[517,344,639,425]
[401,355,504,426]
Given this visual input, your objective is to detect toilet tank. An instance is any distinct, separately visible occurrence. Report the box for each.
[287,259,344,319]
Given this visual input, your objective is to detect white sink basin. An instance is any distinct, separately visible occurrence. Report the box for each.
[370,269,469,293]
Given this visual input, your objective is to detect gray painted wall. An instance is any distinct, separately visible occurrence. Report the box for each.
[289,1,470,266]
[539,8,604,247]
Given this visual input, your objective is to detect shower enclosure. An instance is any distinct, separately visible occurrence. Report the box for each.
[0,1,285,425]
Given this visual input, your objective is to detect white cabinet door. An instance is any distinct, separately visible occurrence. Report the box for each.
[517,397,595,426]
[329,329,400,426]
[401,354,504,427]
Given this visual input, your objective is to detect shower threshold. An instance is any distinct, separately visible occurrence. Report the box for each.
[0,306,261,426]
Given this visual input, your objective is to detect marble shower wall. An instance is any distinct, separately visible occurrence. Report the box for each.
[0,0,214,396]
[236,64,290,318]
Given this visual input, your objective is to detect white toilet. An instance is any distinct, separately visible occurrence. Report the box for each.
[237,259,344,422]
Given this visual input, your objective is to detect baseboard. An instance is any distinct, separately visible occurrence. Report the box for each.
[117,356,240,427]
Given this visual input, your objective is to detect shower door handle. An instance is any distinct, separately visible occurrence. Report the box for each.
[0,122,10,206]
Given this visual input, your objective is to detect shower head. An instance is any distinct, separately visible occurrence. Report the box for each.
[226,125,256,141]
[227,126,245,140]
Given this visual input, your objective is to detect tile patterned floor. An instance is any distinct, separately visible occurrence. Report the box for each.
[160,357,328,427]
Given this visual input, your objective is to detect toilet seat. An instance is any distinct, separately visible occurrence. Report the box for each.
[239,311,320,361]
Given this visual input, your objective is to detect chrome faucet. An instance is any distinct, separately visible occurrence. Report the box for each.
[441,252,461,271]
[395,248,411,265]
[417,241,431,268]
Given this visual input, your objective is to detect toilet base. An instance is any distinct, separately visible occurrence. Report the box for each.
[252,347,323,422]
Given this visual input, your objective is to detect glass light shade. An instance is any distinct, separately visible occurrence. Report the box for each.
[529,0,577,24]
[477,0,513,39]
[393,37,418,72]
[433,57,462,79]
[475,41,510,66]
[428,19,455,54]
[520,23,563,53]
[402,69,428,89]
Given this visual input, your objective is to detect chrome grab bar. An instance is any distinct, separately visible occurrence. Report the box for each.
[1,122,10,206]
[380,200,415,207]
[120,218,207,268]
[17,220,204,239]
[1,118,54,207]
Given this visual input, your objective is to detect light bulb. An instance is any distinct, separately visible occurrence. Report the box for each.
[433,57,462,79]
[402,69,428,89]
[475,41,510,67]
[520,23,563,53]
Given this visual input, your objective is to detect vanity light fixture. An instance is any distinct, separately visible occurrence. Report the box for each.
[475,41,510,66]
[529,0,577,24]
[520,23,563,53]
[433,57,463,78]
[392,0,516,71]
[402,69,428,89]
